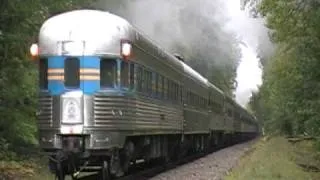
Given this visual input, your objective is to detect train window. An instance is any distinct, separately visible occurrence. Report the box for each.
[146,71,150,95]
[154,73,158,97]
[186,91,189,104]
[173,82,176,101]
[213,102,222,114]
[197,95,200,106]
[39,58,48,89]
[170,81,174,101]
[64,58,80,88]
[161,76,164,99]
[100,59,117,88]
[129,63,135,90]
[136,66,143,92]
[177,85,180,102]
[157,75,161,98]
[169,81,172,100]
[121,61,129,88]
[168,80,172,100]
[227,108,233,117]
[176,84,180,102]
[173,83,176,101]
[147,71,152,95]
[201,97,204,108]
[163,78,167,99]
[157,75,160,98]
[142,69,147,93]
[190,93,194,106]
[143,69,152,95]
[168,82,171,100]
[168,80,173,100]
[196,95,198,106]
[180,86,183,103]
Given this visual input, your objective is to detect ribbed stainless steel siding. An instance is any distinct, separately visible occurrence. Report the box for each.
[94,95,183,132]
[38,93,53,127]
[184,107,209,133]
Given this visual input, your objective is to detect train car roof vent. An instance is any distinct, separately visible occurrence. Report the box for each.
[174,53,185,62]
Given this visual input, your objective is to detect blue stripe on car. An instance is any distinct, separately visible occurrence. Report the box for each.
[47,56,101,95]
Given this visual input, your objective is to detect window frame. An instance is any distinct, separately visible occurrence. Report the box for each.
[100,58,118,89]
[120,61,129,89]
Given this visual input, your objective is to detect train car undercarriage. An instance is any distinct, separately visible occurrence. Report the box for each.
[48,132,257,180]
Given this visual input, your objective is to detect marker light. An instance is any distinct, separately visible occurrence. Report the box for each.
[30,43,39,57]
[121,42,132,57]
[60,125,83,134]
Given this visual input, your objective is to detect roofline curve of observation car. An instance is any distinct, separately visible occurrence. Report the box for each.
[38,9,133,57]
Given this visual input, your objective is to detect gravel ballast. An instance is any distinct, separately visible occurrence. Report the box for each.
[150,139,258,180]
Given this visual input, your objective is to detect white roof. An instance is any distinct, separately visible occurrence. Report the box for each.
[38,10,132,56]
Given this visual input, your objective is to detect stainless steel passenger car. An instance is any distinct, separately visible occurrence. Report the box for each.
[33,9,259,180]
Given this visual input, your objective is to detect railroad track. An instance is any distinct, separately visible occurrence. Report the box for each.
[76,143,235,180]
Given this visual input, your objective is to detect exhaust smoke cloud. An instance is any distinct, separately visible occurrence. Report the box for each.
[95,0,273,107]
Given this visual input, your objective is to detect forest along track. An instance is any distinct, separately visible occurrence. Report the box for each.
[77,138,258,180]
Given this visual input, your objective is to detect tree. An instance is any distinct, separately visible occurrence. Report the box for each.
[0,0,96,148]
[249,0,320,136]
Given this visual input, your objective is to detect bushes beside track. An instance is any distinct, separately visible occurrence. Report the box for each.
[225,136,320,180]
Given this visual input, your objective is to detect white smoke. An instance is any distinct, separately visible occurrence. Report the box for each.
[224,0,270,106]
[96,0,272,106]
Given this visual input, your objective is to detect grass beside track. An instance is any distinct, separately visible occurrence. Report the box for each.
[0,155,52,180]
[225,136,320,180]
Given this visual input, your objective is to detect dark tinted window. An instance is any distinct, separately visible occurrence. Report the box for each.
[227,108,233,117]
[158,75,163,98]
[121,61,129,88]
[129,63,135,90]
[64,58,79,88]
[146,70,152,95]
[100,59,117,88]
[39,58,48,89]
[136,66,143,92]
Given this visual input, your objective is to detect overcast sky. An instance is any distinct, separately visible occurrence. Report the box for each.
[224,0,265,106]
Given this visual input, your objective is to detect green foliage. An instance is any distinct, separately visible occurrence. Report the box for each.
[249,0,320,137]
[225,137,320,180]
[0,0,96,151]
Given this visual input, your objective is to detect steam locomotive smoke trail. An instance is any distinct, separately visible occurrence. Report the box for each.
[225,0,271,106]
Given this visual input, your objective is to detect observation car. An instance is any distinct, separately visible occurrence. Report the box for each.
[31,9,259,180]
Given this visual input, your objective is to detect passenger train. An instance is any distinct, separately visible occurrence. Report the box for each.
[31,9,259,180]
